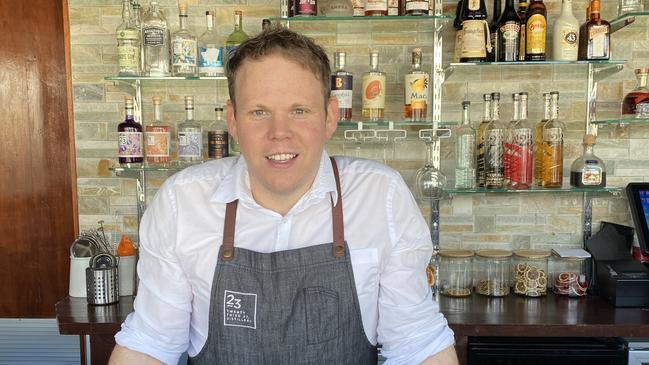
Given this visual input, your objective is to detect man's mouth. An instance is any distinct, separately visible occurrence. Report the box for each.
[266,153,298,162]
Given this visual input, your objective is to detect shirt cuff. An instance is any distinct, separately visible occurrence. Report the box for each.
[381,319,455,365]
[114,313,185,365]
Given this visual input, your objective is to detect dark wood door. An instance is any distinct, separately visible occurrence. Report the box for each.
[0,0,78,317]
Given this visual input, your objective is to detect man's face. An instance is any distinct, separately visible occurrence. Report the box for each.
[227,53,338,209]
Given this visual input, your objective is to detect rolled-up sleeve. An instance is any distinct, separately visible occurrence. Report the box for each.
[377,177,455,365]
[115,179,193,365]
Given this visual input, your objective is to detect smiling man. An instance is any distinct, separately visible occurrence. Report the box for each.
[109,27,457,365]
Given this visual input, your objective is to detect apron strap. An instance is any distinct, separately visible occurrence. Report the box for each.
[220,200,238,261]
[330,157,346,259]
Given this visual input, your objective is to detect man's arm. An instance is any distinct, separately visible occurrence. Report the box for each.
[109,345,164,365]
[420,345,459,365]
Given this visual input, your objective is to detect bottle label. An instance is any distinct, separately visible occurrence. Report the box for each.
[388,0,399,15]
[499,22,521,62]
[331,74,353,109]
[589,25,608,58]
[296,0,317,15]
[543,127,562,143]
[526,14,546,55]
[456,134,476,170]
[638,102,649,117]
[557,26,578,59]
[406,0,428,11]
[145,131,170,158]
[118,45,140,69]
[172,39,197,68]
[353,0,366,15]
[365,0,388,11]
[118,132,144,158]
[468,0,480,11]
[117,29,139,41]
[460,20,488,59]
[485,129,504,186]
[509,128,533,184]
[361,74,386,109]
[178,131,202,158]
[404,73,429,109]
[581,166,602,185]
[143,26,165,47]
[208,131,229,159]
[199,46,224,69]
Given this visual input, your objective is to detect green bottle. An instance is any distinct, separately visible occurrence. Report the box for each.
[225,10,248,64]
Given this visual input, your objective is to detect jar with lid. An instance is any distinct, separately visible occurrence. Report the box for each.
[475,249,512,297]
[439,249,474,297]
[512,249,550,297]
[550,248,590,297]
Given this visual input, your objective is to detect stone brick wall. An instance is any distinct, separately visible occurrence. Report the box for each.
[68,0,649,251]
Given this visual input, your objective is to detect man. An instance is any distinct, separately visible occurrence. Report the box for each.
[110,27,457,365]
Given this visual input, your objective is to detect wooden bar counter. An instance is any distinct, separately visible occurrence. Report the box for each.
[56,293,649,365]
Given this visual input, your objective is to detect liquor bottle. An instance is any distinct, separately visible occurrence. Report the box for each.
[324,0,354,16]
[524,0,546,61]
[453,0,464,63]
[365,0,388,16]
[207,107,229,160]
[225,11,249,62]
[405,0,428,15]
[171,4,197,77]
[118,97,144,165]
[388,0,399,15]
[570,134,606,188]
[503,93,520,186]
[116,0,140,76]
[295,0,318,16]
[353,0,367,16]
[497,0,521,62]
[331,51,353,121]
[577,6,591,61]
[540,91,564,188]
[131,0,145,73]
[553,0,579,61]
[509,92,533,189]
[488,0,502,62]
[622,68,649,118]
[582,0,610,60]
[485,92,505,188]
[142,1,170,77]
[177,96,203,165]
[517,0,529,60]
[459,0,491,63]
[618,0,644,15]
[198,11,225,77]
[145,96,171,166]
[404,48,429,121]
[476,93,492,187]
[362,50,386,121]
[455,101,477,189]
[533,92,551,186]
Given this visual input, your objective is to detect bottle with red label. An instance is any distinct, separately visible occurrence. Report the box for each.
[145,96,171,166]
[294,0,318,16]
[361,49,386,121]
[508,92,533,189]
[118,96,144,166]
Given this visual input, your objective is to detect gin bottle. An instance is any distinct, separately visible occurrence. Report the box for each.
[145,96,171,166]
[225,11,249,63]
[116,0,140,76]
[455,101,477,189]
[476,93,492,188]
[171,4,198,77]
[570,134,606,188]
[485,92,505,188]
[540,91,564,188]
[404,48,429,122]
[198,11,224,77]
[177,96,203,165]
[503,93,520,187]
[508,92,533,189]
[361,49,386,121]
[118,97,144,165]
[142,1,170,76]
[331,51,353,121]
[533,92,551,186]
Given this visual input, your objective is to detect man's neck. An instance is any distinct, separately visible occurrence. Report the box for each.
[250,186,308,216]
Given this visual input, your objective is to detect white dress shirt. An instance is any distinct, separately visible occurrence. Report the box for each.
[115,151,455,365]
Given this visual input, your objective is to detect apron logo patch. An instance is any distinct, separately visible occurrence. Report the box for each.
[223,290,257,329]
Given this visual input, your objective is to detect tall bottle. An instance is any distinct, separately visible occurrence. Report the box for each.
[118,97,144,165]
[177,96,203,165]
[145,96,171,166]
[362,49,386,121]
[533,92,551,186]
[540,91,564,188]
[570,134,606,188]
[131,0,145,73]
[141,1,170,76]
[171,4,197,77]
[225,11,249,62]
[199,11,225,77]
[404,48,429,121]
[116,0,140,76]
[485,92,505,188]
[503,93,520,186]
[577,6,591,61]
[622,68,649,118]
[455,101,477,189]
[509,92,533,189]
[582,0,610,60]
[476,93,492,187]
[488,0,502,62]
[331,51,353,121]
[365,0,388,16]
[459,0,491,63]
[524,0,547,61]
[517,0,529,60]
[207,107,229,160]
[497,0,522,62]
[553,0,579,61]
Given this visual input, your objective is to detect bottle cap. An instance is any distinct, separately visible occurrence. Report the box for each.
[412,47,422,54]
[636,68,649,75]
[512,93,519,100]
[235,10,243,15]
[178,3,187,12]
[215,106,224,112]
[462,100,471,107]
[152,96,161,104]
[124,96,133,106]
[117,235,136,256]
[583,134,596,145]
[483,93,492,100]
[206,10,214,16]
[491,92,500,100]
[590,0,600,13]
[519,91,528,96]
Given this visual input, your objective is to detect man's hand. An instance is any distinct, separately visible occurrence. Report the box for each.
[420,345,459,365]
[109,345,164,365]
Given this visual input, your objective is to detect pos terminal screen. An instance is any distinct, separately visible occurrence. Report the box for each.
[626,183,649,255]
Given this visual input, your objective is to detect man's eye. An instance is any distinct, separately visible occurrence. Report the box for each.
[291,108,308,117]
[252,110,267,117]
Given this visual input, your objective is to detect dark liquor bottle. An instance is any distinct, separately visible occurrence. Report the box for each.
[517,0,529,60]
[583,0,610,60]
[570,134,606,188]
[497,0,521,62]
[622,68,649,117]
[524,0,546,61]
[118,97,144,165]
[488,0,502,61]
[459,0,491,63]
[453,0,464,63]
[577,6,591,60]
[331,51,353,121]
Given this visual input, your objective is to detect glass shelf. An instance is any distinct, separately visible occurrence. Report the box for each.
[448,60,626,68]
[338,120,457,128]
[611,11,649,25]
[109,165,186,173]
[593,117,649,125]
[445,186,623,195]
[271,15,452,22]
[105,75,227,81]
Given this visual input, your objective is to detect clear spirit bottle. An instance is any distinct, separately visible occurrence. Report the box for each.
[116,0,140,76]
[331,51,353,121]
[570,134,606,188]
[476,93,492,188]
[503,93,520,187]
[198,11,224,77]
[534,92,551,186]
[131,0,145,73]
[455,101,477,189]
[118,97,143,165]
[177,96,203,165]
[361,49,386,121]
[142,1,170,76]
[404,48,429,122]
[622,68,649,118]
[509,92,533,189]
[485,92,505,188]
[171,4,198,77]
[145,96,171,166]
[541,91,564,188]
[207,107,229,160]
[225,11,249,63]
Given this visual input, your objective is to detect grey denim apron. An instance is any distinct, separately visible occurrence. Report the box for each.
[190,157,378,365]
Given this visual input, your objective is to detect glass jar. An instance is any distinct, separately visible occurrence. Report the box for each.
[475,249,512,297]
[439,249,474,297]
[551,249,590,297]
[512,249,550,297]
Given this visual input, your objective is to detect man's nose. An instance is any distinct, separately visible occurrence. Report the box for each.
[267,115,292,140]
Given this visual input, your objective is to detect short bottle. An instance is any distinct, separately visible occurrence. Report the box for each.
[362,49,386,121]
[476,93,492,188]
[198,11,225,77]
[118,97,144,165]
[455,101,477,189]
[225,11,249,62]
[404,48,429,121]
[485,92,505,189]
[116,0,140,76]
[295,0,318,16]
[365,0,388,16]
[177,96,203,165]
[540,91,564,188]
[171,4,198,77]
[622,68,649,118]
[405,0,428,15]
[508,92,533,189]
[141,1,170,77]
[207,107,229,160]
[552,0,579,61]
[331,51,353,121]
[570,134,606,188]
[524,0,547,61]
[459,0,491,63]
[145,96,171,166]
[580,0,610,61]
[497,0,522,62]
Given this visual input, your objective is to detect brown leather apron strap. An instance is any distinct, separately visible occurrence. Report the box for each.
[330,157,346,259]
[220,200,238,261]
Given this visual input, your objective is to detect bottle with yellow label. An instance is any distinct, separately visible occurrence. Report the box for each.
[362,49,386,121]
[404,48,429,121]
[524,0,547,61]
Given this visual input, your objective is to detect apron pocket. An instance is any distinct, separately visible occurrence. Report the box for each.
[304,286,339,345]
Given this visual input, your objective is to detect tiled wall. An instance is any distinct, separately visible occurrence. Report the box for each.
[68,0,649,251]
